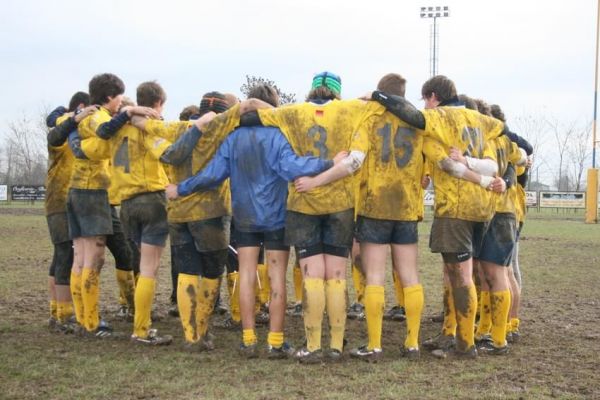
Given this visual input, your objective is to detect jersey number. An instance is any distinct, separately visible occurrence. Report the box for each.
[306,125,328,159]
[377,124,415,168]
[462,127,484,158]
[114,137,130,173]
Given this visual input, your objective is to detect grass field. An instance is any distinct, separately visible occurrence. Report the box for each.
[0,207,598,399]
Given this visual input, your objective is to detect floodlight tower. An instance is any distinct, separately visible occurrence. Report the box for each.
[420,6,450,77]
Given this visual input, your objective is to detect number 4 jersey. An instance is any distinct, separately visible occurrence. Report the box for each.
[257,99,384,215]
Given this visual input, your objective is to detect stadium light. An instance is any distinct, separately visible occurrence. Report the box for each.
[420,6,450,77]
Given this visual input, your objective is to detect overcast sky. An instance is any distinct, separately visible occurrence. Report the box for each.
[1,0,597,180]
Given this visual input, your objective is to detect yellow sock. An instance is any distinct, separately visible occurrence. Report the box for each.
[133,276,156,338]
[134,272,140,286]
[116,269,135,310]
[303,278,325,352]
[511,317,520,332]
[325,278,347,352]
[293,262,303,302]
[442,285,456,337]
[404,284,424,349]
[196,276,220,338]
[242,329,257,346]
[81,267,100,331]
[351,263,365,305]
[257,263,270,306]
[56,301,74,323]
[227,272,241,322]
[364,285,385,350]
[177,273,200,343]
[454,283,477,351]
[392,270,405,307]
[50,300,58,319]
[491,290,511,347]
[267,331,284,348]
[476,291,492,338]
[70,271,84,324]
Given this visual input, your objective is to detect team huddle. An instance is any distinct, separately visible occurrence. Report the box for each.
[44,70,532,363]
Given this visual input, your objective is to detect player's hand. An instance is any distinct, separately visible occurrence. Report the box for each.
[449,147,466,165]
[421,175,431,189]
[333,151,349,164]
[74,105,98,123]
[194,111,217,130]
[165,184,179,200]
[130,115,147,129]
[526,156,533,168]
[489,177,506,193]
[358,91,373,101]
[294,176,317,193]
[125,106,161,120]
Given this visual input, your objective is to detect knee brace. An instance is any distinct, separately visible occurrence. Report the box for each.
[199,249,227,279]
[54,241,74,285]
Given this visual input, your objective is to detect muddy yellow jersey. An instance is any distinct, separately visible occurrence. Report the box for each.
[143,106,240,223]
[421,106,504,222]
[45,114,74,215]
[358,111,424,221]
[258,99,384,215]
[69,107,112,190]
[513,165,527,223]
[492,136,523,214]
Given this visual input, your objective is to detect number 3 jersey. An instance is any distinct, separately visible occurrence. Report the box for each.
[257,99,384,215]
[419,106,504,222]
[357,110,425,221]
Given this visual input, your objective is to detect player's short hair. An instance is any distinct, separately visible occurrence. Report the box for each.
[473,98,492,116]
[490,104,506,122]
[377,73,406,97]
[89,73,125,105]
[137,81,166,108]
[458,94,478,111]
[247,84,279,107]
[68,92,90,112]
[199,91,230,116]
[421,75,457,103]
[179,105,200,121]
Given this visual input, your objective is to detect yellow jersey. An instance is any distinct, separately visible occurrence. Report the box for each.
[258,99,384,215]
[45,114,74,215]
[357,111,424,221]
[421,106,504,222]
[513,165,527,223]
[69,107,112,190]
[143,105,240,223]
[491,136,523,215]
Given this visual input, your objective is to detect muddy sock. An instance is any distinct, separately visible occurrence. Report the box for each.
[325,279,347,352]
[178,273,200,343]
[257,263,270,306]
[293,263,303,303]
[491,290,511,347]
[365,285,385,350]
[81,267,100,331]
[116,269,135,310]
[404,284,424,349]
[442,285,456,337]
[50,300,58,320]
[56,301,74,324]
[453,284,477,351]
[476,291,492,338]
[351,263,365,305]
[196,277,220,338]
[303,278,325,352]
[133,276,156,338]
[227,272,241,322]
[70,271,84,324]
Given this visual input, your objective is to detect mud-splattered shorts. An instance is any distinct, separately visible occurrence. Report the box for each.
[66,188,113,238]
[232,226,288,251]
[355,216,418,245]
[120,191,168,247]
[478,213,516,267]
[285,209,354,249]
[429,217,488,258]
[47,212,70,244]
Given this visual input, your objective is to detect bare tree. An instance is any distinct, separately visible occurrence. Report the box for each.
[512,112,549,189]
[545,116,576,191]
[240,75,297,105]
[567,122,592,191]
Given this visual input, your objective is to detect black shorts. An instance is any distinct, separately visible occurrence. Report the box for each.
[355,216,418,245]
[169,216,230,252]
[285,209,354,249]
[233,227,289,251]
[120,191,168,247]
[478,213,517,267]
[46,213,70,244]
[429,217,489,258]
[66,188,113,238]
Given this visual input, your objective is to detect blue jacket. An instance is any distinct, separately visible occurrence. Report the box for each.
[177,126,333,232]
